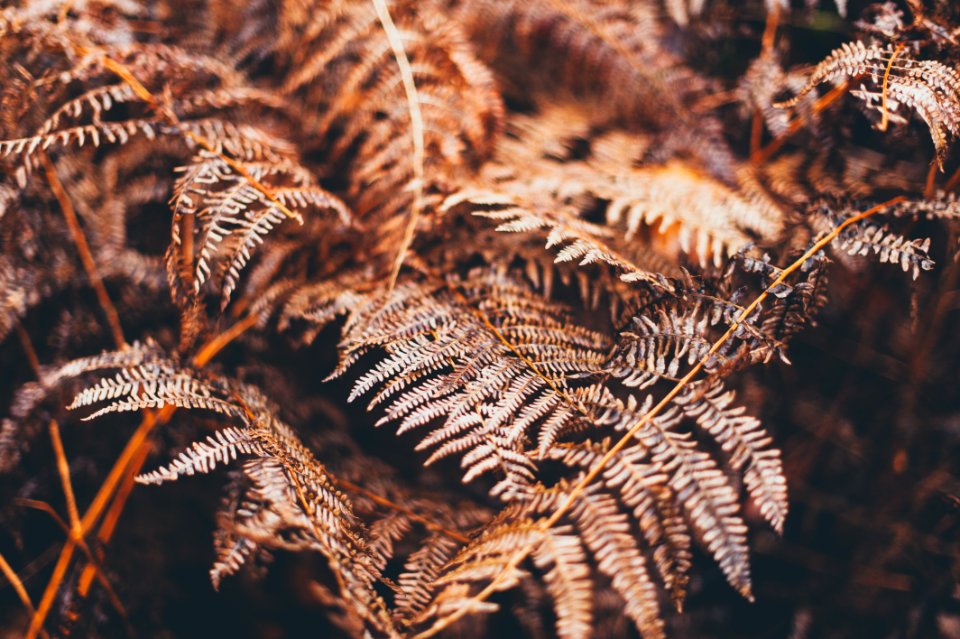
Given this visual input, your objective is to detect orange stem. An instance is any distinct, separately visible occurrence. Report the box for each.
[15,322,42,377]
[878,44,906,133]
[754,83,848,165]
[925,161,939,198]
[0,551,43,637]
[40,152,126,348]
[27,311,257,636]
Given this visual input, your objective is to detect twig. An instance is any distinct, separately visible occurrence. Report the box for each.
[753,83,848,165]
[761,6,780,54]
[39,151,126,348]
[750,7,779,158]
[26,422,133,639]
[0,551,43,637]
[75,440,152,599]
[925,161,939,198]
[17,498,132,638]
[49,421,81,531]
[25,312,257,637]
[15,322,42,377]
[878,44,906,133]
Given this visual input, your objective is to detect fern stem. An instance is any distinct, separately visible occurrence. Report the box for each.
[878,44,906,133]
[40,151,126,349]
[755,82,848,164]
[761,5,780,54]
[50,421,133,631]
[49,421,81,536]
[14,323,41,378]
[0,551,42,637]
[17,494,132,637]
[26,313,257,638]
[74,437,152,599]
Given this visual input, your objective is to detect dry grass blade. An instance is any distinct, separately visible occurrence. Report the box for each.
[370,0,427,290]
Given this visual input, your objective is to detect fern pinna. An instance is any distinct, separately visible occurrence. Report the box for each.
[2,1,960,638]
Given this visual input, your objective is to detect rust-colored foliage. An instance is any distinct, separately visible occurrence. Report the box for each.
[1,1,959,638]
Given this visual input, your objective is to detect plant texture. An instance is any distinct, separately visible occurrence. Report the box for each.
[1,1,959,638]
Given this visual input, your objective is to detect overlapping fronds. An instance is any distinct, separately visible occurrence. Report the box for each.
[330,269,611,498]
[279,0,503,229]
[451,0,693,127]
[781,41,960,163]
[61,344,397,635]
[3,1,960,638]
[168,146,352,311]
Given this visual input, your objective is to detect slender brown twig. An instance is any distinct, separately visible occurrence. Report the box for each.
[753,83,848,165]
[372,0,426,291]
[25,311,257,638]
[0,551,43,638]
[39,152,126,348]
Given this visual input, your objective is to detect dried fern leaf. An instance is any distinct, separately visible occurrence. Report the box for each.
[333,270,610,498]
[137,426,263,484]
[60,345,398,635]
[444,189,673,290]
[595,394,754,599]
[569,489,665,639]
[607,300,717,389]
[395,534,464,623]
[453,0,694,127]
[782,41,960,163]
[169,148,351,310]
[532,527,594,639]
[675,379,788,533]
[280,1,503,227]
[551,440,692,608]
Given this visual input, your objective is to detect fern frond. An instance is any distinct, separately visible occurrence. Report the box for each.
[747,252,828,361]
[460,108,783,275]
[68,360,239,420]
[675,379,788,533]
[334,270,610,498]
[169,149,351,310]
[783,41,960,162]
[607,300,717,389]
[813,202,937,279]
[532,527,594,639]
[280,1,503,227]
[395,534,464,623]
[453,0,692,127]
[445,190,673,291]
[569,488,665,639]
[603,163,783,268]
[889,191,960,220]
[595,394,753,598]
[550,440,692,608]
[59,344,398,635]
[137,426,263,484]
[210,472,265,590]
[837,223,934,279]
